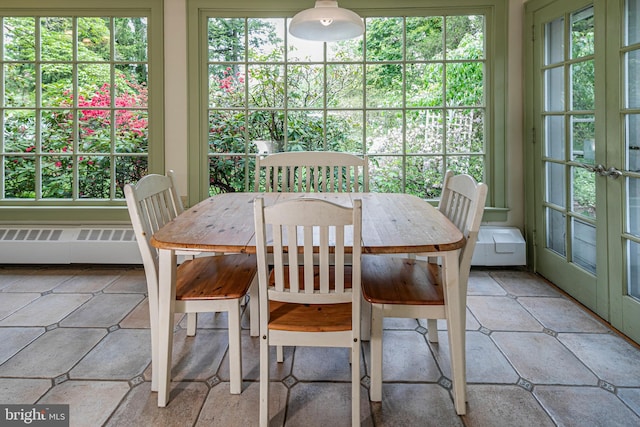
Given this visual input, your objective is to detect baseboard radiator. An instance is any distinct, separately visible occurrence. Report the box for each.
[0,227,142,264]
[0,226,526,266]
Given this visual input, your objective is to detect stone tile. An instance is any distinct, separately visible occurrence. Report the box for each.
[0,327,44,364]
[518,297,610,333]
[464,384,554,426]
[167,329,230,381]
[558,333,640,386]
[492,331,599,385]
[38,380,130,427]
[0,292,41,320]
[60,293,144,327]
[370,383,462,426]
[0,268,77,293]
[0,293,92,327]
[490,270,561,297]
[105,382,207,427]
[467,296,543,331]
[618,388,640,416]
[196,381,288,427]
[0,327,106,378]
[179,311,230,330]
[119,297,151,329]
[286,383,372,427]
[467,269,508,296]
[292,346,365,382]
[218,332,293,382]
[70,329,151,380]
[362,330,441,382]
[0,378,51,404]
[103,269,147,293]
[429,330,520,384]
[534,385,640,426]
[383,317,421,330]
[53,269,121,293]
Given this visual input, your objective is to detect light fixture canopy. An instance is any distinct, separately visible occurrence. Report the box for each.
[289,1,364,42]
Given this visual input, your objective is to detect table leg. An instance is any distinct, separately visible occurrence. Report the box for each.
[442,249,466,415]
[158,249,177,407]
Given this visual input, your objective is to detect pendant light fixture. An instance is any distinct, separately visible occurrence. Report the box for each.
[289,1,364,42]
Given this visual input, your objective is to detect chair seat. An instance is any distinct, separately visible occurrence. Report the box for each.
[361,255,444,305]
[176,253,257,300]
[268,300,353,332]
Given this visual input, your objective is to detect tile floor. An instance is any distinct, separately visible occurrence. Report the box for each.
[1,265,640,426]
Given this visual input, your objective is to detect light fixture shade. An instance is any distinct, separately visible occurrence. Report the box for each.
[289,1,364,42]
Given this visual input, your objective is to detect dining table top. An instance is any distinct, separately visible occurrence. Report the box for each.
[150,192,465,254]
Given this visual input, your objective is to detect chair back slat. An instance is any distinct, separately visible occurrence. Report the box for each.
[254,151,369,193]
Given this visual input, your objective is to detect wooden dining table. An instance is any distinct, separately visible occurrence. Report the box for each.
[150,192,466,411]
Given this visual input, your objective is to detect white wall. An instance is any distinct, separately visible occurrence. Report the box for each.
[163,0,526,228]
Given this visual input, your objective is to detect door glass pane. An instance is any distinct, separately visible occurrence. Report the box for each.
[545,17,564,65]
[573,218,597,273]
[572,115,595,163]
[571,60,595,110]
[546,162,566,206]
[545,66,565,111]
[573,166,596,218]
[626,50,640,109]
[628,240,640,300]
[547,207,566,255]
[626,0,640,45]
[571,6,594,59]
[629,177,640,236]
[546,115,565,159]
[628,115,640,172]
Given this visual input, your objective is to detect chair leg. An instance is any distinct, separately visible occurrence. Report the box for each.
[228,301,242,394]
[186,313,197,336]
[260,332,270,427]
[352,337,361,427]
[369,303,383,402]
[427,318,438,343]
[276,345,284,363]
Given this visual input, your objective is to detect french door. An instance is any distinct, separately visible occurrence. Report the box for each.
[526,0,640,343]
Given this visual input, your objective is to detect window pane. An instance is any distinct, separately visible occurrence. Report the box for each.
[572,218,596,274]
[406,110,443,154]
[288,64,323,108]
[628,240,640,300]
[42,110,73,153]
[366,18,403,61]
[77,17,111,61]
[545,115,565,159]
[42,64,73,107]
[406,16,443,61]
[406,63,443,107]
[4,64,36,107]
[327,64,363,108]
[406,156,445,199]
[545,16,564,66]
[4,156,35,198]
[626,0,640,46]
[42,156,73,198]
[446,62,483,106]
[287,111,324,151]
[41,18,73,61]
[572,166,596,218]
[446,109,484,153]
[248,64,284,108]
[571,115,595,163]
[326,110,363,152]
[626,50,640,109]
[249,18,284,61]
[547,207,566,256]
[366,64,403,108]
[546,162,566,207]
[571,6,594,59]
[627,115,640,172]
[446,15,484,60]
[369,156,404,193]
[628,177,640,236]
[366,111,403,154]
[208,18,246,62]
[545,66,565,111]
[115,18,147,62]
[571,60,595,111]
[4,18,36,61]
[4,110,36,152]
[80,155,111,198]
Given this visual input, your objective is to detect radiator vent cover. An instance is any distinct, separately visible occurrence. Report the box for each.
[0,227,141,264]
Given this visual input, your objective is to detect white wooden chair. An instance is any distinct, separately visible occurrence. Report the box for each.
[254,151,369,192]
[360,170,487,415]
[254,197,363,427]
[124,171,257,397]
